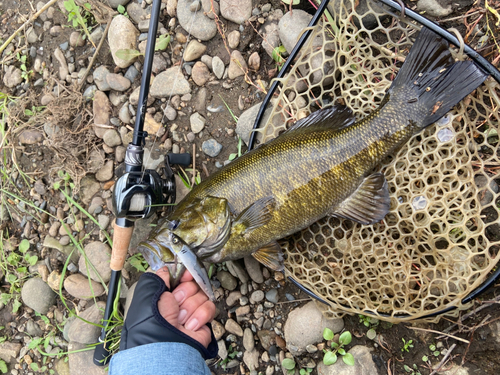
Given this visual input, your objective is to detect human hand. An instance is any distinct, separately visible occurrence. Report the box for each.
[155,267,216,348]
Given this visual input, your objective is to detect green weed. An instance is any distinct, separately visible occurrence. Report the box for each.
[63,0,95,47]
[272,45,287,71]
[322,329,355,366]
[16,52,33,82]
[401,338,414,353]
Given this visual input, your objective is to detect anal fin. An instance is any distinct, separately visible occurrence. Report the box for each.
[252,241,284,271]
[333,173,390,225]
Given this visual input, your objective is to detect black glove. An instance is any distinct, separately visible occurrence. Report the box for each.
[119,272,218,359]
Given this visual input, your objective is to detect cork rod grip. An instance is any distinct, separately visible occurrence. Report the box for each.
[110,224,134,271]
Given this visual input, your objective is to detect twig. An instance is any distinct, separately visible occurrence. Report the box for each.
[276,298,312,304]
[429,343,457,375]
[0,0,59,54]
[405,326,470,344]
[78,19,112,91]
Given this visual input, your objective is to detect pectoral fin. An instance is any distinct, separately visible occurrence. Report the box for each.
[333,173,390,225]
[252,241,284,271]
[232,196,276,235]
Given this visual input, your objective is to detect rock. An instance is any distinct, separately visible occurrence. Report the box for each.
[21,277,56,314]
[40,94,54,105]
[244,256,264,283]
[243,328,254,351]
[106,73,131,91]
[108,15,140,68]
[226,291,242,306]
[167,0,177,17]
[416,0,452,17]
[228,50,247,79]
[69,31,85,47]
[3,65,23,88]
[440,365,470,375]
[184,40,207,61]
[218,340,228,360]
[248,52,260,71]
[236,102,271,146]
[212,56,225,79]
[191,62,210,86]
[190,112,206,133]
[53,47,69,80]
[225,318,243,336]
[201,55,213,70]
[163,105,177,121]
[119,103,131,124]
[250,290,264,303]
[284,301,344,355]
[68,301,106,344]
[26,320,43,337]
[226,260,249,283]
[79,242,112,283]
[83,85,97,100]
[64,274,105,299]
[177,0,217,41]
[151,67,191,97]
[201,0,219,19]
[96,160,114,181]
[212,320,226,340]
[217,270,237,290]
[93,66,111,91]
[243,349,259,371]
[316,345,378,375]
[279,10,316,54]
[55,359,70,375]
[175,175,192,203]
[19,130,43,145]
[0,342,22,362]
[127,2,151,24]
[93,91,111,138]
[108,0,130,8]
[220,0,252,24]
[103,129,122,147]
[89,26,104,45]
[202,139,223,157]
[125,65,140,82]
[265,289,278,304]
[69,342,107,375]
[257,330,276,351]
[79,175,101,205]
[227,30,240,48]
[260,12,282,58]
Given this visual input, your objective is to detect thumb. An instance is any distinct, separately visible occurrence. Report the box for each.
[156,266,171,289]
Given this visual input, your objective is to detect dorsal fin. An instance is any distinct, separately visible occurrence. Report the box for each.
[284,105,355,134]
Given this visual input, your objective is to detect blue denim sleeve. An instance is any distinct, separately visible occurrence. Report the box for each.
[109,342,212,375]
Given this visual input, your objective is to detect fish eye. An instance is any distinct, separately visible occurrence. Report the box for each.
[172,236,179,244]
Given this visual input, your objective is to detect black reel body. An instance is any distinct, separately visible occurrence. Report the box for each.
[112,153,192,221]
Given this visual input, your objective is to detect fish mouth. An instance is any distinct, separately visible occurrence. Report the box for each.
[137,240,168,272]
[138,238,215,301]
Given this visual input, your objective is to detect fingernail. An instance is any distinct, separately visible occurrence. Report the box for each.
[173,291,185,303]
[178,309,187,324]
[185,318,199,331]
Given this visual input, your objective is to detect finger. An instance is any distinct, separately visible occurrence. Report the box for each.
[177,290,209,325]
[172,280,200,305]
[179,269,194,283]
[180,324,212,348]
[184,300,216,332]
[157,291,180,327]
[155,266,171,289]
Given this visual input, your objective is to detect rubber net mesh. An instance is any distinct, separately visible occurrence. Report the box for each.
[256,0,500,322]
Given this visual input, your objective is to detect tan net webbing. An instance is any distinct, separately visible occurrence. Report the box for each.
[257,0,500,322]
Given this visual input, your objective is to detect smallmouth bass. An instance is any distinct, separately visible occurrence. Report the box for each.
[138,27,488,299]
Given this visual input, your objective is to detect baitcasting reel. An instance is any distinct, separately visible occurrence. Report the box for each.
[112,152,192,221]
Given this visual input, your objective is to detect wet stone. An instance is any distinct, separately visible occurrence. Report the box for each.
[202,139,222,157]
[265,289,279,304]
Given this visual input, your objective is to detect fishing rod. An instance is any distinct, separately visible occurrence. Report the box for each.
[93,0,190,365]
[249,0,500,319]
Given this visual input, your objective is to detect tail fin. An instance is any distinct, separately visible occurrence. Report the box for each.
[388,27,488,128]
